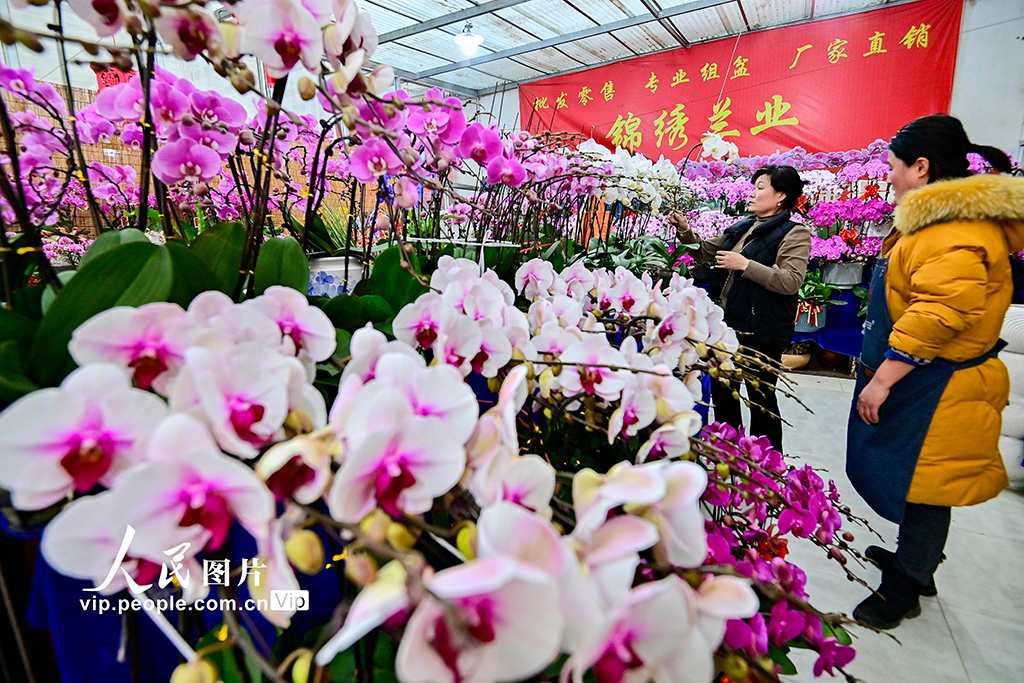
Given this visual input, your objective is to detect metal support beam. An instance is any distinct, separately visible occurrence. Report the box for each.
[413,0,733,79]
[379,0,530,44]
[382,65,481,98]
[638,0,690,48]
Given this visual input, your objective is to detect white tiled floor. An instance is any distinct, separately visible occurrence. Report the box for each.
[733,376,1024,683]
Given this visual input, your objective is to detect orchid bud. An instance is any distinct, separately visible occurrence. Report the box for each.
[291,649,314,683]
[298,77,317,101]
[842,531,855,542]
[16,31,43,53]
[82,42,100,56]
[829,547,848,565]
[359,509,390,543]
[283,408,314,437]
[285,530,325,575]
[192,182,209,197]
[722,653,749,682]
[136,0,161,18]
[344,551,378,586]
[487,377,501,394]
[716,463,730,478]
[375,213,391,233]
[455,522,477,560]
[239,129,255,146]
[400,148,419,167]
[386,522,419,551]
[27,0,50,5]
[124,15,144,36]
[170,660,218,683]
[538,368,554,398]
[695,342,708,357]
[230,67,254,94]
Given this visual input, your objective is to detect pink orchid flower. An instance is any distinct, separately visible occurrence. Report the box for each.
[564,574,757,683]
[152,138,222,186]
[393,293,452,350]
[69,303,195,394]
[244,286,336,375]
[316,560,412,667]
[625,461,709,568]
[186,290,283,351]
[394,176,420,209]
[240,0,323,78]
[470,454,556,517]
[433,316,483,376]
[340,326,420,384]
[177,120,239,157]
[113,435,275,559]
[396,556,563,683]
[636,419,697,463]
[169,346,291,459]
[41,491,204,602]
[515,259,556,300]
[350,137,404,183]
[327,416,465,523]
[0,364,167,510]
[607,386,657,444]
[190,90,248,130]
[813,637,856,676]
[476,501,564,577]
[68,0,128,37]
[572,462,666,536]
[247,517,302,628]
[255,436,332,503]
[558,336,627,401]
[154,8,222,61]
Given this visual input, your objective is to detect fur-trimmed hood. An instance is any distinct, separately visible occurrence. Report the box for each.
[894,175,1024,247]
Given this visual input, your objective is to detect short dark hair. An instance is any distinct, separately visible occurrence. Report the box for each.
[751,164,805,210]
[889,114,1012,182]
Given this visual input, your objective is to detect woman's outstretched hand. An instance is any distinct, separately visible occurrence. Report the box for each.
[715,251,749,271]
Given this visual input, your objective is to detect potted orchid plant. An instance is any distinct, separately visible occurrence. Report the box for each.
[795,270,847,333]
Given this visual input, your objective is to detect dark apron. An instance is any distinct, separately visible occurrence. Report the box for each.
[846,256,1005,523]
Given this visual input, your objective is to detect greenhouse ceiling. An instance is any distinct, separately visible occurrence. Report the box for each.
[372,0,912,97]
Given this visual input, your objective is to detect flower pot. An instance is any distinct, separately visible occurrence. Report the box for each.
[308,256,364,297]
[794,307,826,333]
[821,262,864,289]
[781,352,811,370]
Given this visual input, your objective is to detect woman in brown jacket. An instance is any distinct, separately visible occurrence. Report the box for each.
[672,165,812,451]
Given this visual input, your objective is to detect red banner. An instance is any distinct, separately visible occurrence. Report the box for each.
[94,66,138,92]
[519,0,962,160]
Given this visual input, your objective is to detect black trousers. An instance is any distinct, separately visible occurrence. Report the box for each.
[710,337,784,451]
[894,502,951,587]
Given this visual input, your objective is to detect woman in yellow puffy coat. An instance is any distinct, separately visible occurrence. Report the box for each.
[846,115,1024,629]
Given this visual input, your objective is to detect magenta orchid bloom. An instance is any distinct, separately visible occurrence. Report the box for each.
[0,364,167,510]
[240,0,324,78]
[350,137,404,183]
[190,90,248,130]
[151,138,222,186]
[69,303,195,394]
[813,637,856,676]
[177,120,239,157]
[486,156,527,187]
[396,556,563,683]
[457,123,503,165]
[154,8,221,61]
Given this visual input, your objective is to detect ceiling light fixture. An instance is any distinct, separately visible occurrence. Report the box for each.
[453,22,484,57]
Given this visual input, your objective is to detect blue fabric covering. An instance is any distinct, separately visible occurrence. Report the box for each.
[21,519,343,683]
[791,287,865,357]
